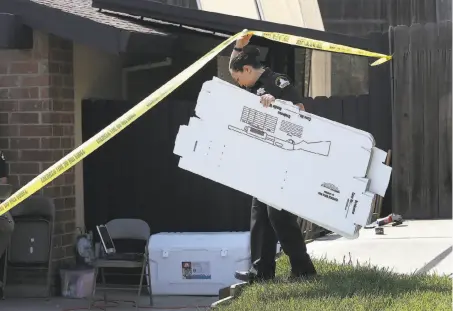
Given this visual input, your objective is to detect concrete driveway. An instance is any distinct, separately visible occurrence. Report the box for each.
[0,293,217,311]
[307,219,452,276]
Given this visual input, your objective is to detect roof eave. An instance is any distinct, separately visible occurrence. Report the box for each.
[92,0,372,51]
[0,0,177,54]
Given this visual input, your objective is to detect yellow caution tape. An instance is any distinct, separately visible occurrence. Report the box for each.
[0,29,391,216]
[250,31,392,66]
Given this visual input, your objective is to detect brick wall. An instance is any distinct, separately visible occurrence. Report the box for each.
[0,30,76,294]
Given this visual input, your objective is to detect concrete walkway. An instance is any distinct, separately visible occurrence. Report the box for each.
[0,293,217,311]
[307,219,452,276]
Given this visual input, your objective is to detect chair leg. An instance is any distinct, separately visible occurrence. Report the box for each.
[45,261,52,300]
[101,268,107,304]
[136,257,147,310]
[2,248,8,300]
[89,268,99,311]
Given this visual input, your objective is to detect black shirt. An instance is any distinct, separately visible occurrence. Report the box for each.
[246,68,303,105]
[0,151,7,179]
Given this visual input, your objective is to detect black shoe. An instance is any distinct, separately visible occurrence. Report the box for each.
[234,270,274,283]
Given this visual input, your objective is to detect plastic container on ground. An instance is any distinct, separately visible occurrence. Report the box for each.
[148,232,250,296]
[60,267,95,298]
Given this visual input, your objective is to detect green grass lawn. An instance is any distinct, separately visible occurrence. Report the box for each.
[215,255,452,311]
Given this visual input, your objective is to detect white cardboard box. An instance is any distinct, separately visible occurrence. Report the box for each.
[148,232,250,295]
[173,78,392,239]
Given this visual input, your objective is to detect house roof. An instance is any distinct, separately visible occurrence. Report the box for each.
[0,0,177,54]
[0,0,372,55]
[93,0,371,50]
[30,0,164,35]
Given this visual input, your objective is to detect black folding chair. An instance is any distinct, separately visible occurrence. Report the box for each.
[4,195,55,298]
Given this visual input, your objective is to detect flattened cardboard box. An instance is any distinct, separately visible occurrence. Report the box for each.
[174,78,392,238]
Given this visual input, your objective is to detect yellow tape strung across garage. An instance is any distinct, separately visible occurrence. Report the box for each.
[251,31,391,66]
[0,29,392,216]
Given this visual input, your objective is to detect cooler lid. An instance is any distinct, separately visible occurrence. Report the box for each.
[148,232,250,250]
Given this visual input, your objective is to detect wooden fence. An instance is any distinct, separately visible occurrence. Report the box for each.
[303,95,391,152]
[391,21,452,219]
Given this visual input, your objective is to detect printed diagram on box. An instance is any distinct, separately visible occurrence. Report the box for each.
[228,106,331,156]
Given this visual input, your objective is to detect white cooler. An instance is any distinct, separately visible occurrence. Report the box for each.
[148,232,251,296]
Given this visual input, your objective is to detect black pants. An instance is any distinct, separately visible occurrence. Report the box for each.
[0,212,14,259]
[250,197,316,277]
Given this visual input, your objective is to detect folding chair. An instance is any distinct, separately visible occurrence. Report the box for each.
[89,218,152,310]
[4,195,55,298]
